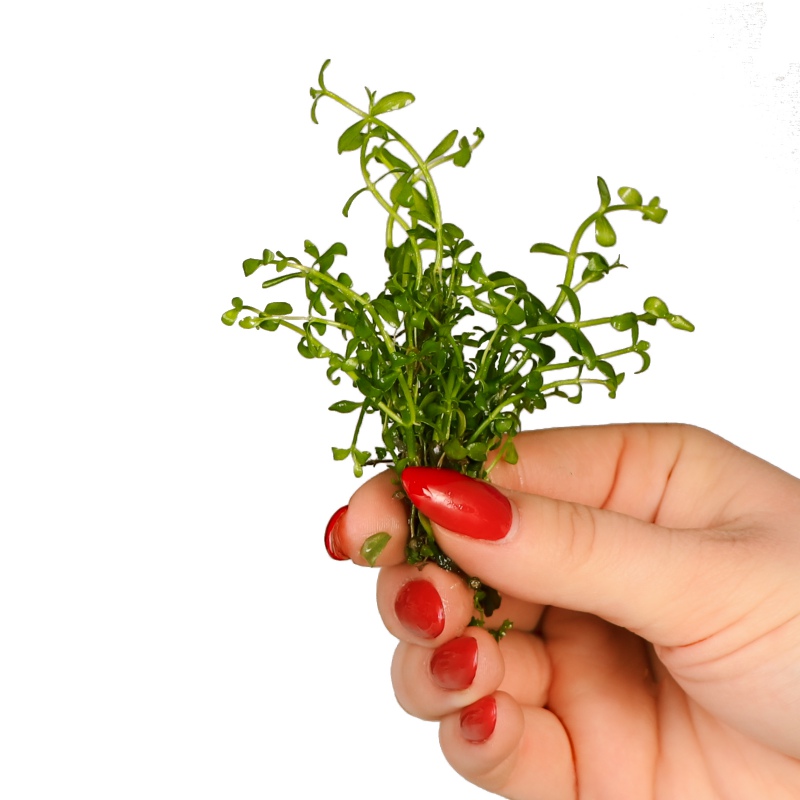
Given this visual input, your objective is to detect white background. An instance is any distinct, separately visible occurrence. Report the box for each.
[2,1,798,798]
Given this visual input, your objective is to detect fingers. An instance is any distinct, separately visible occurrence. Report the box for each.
[400,452,774,646]
[392,626,574,800]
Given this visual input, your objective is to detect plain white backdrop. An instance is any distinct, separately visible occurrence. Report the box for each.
[2,1,798,798]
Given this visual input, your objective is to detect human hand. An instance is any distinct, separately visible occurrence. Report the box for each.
[325,424,800,799]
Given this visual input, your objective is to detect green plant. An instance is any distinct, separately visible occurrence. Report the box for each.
[222,61,693,628]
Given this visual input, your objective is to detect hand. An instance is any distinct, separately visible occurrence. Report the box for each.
[325,424,800,799]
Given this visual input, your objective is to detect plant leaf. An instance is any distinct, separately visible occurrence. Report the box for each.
[337,119,367,153]
[372,91,415,115]
[360,532,392,567]
[426,129,458,162]
[329,400,363,413]
[618,186,643,205]
[595,215,617,247]
[530,242,568,256]
[597,176,611,209]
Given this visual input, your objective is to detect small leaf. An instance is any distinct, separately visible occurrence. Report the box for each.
[453,136,472,167]
[337,119,367,154]
[595,215,617,247]
[342,186,369,217]
[371,91,415,115]
[265,301,292,315]
[360,532,392,567]
[374,297,400,327]
[668,314,695,331]
[611,312,637,331]
[643,296,670,318]
[530,243,568,256]
[444,439,468,460]
[329,400,362,413]
[426,129,458,161]
[618,186,643,205]
[556,284,581,321]
[243,258,263,277]
[221,308,240,326]
[466,442,487,461]
[331,447,350,461]
[304,240,320,259]
[597,176,611,209]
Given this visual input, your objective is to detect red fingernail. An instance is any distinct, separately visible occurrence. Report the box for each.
[401,467,512,541]
[430,636,478,691]
[324,505,349,561]
[460,696,497,743]
[395,580,445,639]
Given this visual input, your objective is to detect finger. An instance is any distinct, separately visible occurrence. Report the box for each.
[489,423,796,530]
[391,627,503,720]
[391,628,550,721]
[324,468,409,566]
[376,562,475,645]
[439,692,576,800]
[400,459,768,646]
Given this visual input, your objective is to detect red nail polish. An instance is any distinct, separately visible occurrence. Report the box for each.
[430,636,478,691]
[324,505,349,561]
[401,467,512,541]
[394,579,445,639]
[460,696,497,743]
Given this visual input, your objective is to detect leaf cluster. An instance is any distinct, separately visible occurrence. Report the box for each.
[222,61,694,620]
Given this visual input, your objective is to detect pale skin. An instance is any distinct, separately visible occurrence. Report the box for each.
[333,424,800,799]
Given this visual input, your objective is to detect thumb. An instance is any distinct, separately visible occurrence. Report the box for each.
[401,464,748,646]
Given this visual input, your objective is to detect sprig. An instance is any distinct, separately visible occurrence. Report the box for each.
[222,61,694,626]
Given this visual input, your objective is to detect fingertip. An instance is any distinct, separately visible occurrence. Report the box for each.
[326,469,410,566]
[438,691,524,789]
[439,695,576,800]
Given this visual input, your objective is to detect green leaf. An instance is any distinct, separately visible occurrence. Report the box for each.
[642,197,668,223]
[342,186,369,217]
[530,242,568,256]
[643,296,670,318]
[374,297,400,327]
[453,136,472,167]
[556,284,581,320]
[360,532,392,567]
[221,308,240,326]
[597,176,611,209]
[318,242,347,271]
[426,129,458,162]
[466,442,487,461]
[329,400,362,413]
[265,301,292,315]
[331,447,350,461]
[444,439,468,460]
[243,258,263,277]
[668,314,695,331]
[618,186,643,205]
[304,240,320,259]
[595,215,617,247]
[372,91,415,115]
[337,119,367,153]
[411,188,436,226]
[390,174,414,208]
[611,312,637,331]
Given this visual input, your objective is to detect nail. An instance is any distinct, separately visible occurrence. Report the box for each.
[324,505,349,561]
[430,636,478,691]
[460,696,497,743]
[401,467,512,541]
[394,579,445,639]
